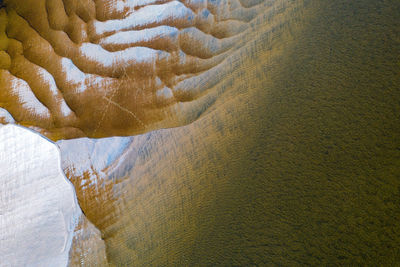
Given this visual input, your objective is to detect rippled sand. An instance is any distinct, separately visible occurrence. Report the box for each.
[0,0,271,139]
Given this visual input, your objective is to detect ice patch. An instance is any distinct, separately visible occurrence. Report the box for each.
[0,125,81,267]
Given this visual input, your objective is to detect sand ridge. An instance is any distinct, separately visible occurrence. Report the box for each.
[0,0,270,140]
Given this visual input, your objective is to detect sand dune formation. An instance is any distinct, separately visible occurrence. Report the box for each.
[0,0,400,265]
[0,0,272,139]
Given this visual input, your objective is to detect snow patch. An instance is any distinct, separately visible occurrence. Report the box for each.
[0,125,81,267]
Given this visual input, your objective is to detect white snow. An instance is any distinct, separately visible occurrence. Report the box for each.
[0,108,15,124]
[156,86,174,99]
[0,125,81,267]
[79,42,164,67]
[37,68,59,95]
[100,25,179,47]
[10,77,51,119]
[92,1,195,36]
[112,0,171,13]
[79,43,115,67]
[57,137,132,181]
[61,58,87,93]
[36,68,73,117]
[60,101,72,117]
